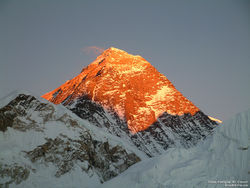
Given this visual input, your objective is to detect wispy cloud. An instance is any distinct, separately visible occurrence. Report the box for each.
[82,46,105,56]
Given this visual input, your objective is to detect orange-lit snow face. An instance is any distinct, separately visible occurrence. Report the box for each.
[208,116,222,124]
[42,47,199,133]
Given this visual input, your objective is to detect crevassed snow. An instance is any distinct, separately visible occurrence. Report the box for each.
[100,109,250,188]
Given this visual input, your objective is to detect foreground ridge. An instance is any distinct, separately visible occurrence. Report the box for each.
[0,92,142,187]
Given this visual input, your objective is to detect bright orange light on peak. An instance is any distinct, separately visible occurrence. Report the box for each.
[42,47,199,133]
[208,116,222,124]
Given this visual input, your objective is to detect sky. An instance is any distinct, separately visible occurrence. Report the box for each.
[0,0,249,121]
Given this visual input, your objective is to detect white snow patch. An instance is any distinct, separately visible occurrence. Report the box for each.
[146,85,174,106]
[145,85,174,117]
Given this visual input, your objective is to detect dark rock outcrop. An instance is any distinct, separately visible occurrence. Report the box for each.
[67,95,217,157]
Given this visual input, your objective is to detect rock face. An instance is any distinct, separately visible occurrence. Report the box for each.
[0,93,141,187]
[42,47,217,156]
[0,94,50,132]
[65,95,216,156]
[0,163,30,186]
[25,134,140,182]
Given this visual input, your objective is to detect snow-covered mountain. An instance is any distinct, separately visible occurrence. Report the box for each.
[0,91,144,187]
[101,108,250,188]
[42,47,217,156]
[0,91,248,187]
[1,47,226,187]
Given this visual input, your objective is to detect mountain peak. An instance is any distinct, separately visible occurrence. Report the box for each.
[98,47,127,58]
[97,47,143,63]
[103,47,129,54]
[108,46,124,52]
[42,48,199,133]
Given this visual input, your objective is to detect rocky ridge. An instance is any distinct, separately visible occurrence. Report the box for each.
[0,92,141,187]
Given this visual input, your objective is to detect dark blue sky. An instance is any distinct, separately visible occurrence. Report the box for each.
[1,0,249,120]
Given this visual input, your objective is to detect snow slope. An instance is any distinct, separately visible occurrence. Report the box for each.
[0,91,145,187]
[100,109,250,188]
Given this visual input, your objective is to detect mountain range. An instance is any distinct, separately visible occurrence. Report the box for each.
[1,47,247,188]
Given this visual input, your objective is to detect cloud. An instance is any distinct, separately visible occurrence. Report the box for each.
[82,46,105,56]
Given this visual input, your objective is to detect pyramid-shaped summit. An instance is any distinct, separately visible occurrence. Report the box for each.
[42,47,201,133]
